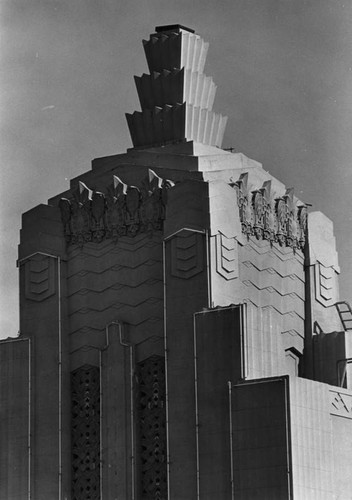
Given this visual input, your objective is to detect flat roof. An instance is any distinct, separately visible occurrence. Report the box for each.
[155,24,195,34]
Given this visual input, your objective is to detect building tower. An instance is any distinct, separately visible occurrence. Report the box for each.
[1,24,352,500]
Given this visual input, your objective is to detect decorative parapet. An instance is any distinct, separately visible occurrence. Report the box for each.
[232,173,307,251]
[126,25,227,149]
[59,170,174,246]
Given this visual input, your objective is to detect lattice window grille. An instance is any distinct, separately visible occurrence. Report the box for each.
[137,355,167,500]
[71,364,100,500]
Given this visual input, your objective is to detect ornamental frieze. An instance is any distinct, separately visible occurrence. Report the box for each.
[232,173,307,251]
[59,170,174,247]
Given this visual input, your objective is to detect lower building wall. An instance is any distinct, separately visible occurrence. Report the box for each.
[195,305,244,500]
[332,413,352,499]
[329,387,352,499]
[231,377,292,500]
[0,339,30,500]
[3,327,352,500]
[313,331,352,389]
[313,331,346,387]
[231,376,352,500]
[289,377,334,500]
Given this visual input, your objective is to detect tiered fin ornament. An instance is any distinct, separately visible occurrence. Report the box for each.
[126,25,227,149]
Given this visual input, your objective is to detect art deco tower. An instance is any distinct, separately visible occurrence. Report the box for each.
[1,25,352,500]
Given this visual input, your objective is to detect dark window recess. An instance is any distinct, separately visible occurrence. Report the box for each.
[136,355,167,500]
[71,364,100,500]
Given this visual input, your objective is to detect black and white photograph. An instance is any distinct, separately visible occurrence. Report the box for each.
[1,1,352,499]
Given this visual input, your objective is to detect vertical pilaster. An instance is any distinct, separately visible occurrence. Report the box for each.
[0,338,30,500]
[163,179,209,499]
[18,203,70,500]
[195,306,245,499]
[101,326,130,500]
[304,211,342,382]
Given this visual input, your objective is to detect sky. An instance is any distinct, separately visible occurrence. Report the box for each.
[1,0,352,338]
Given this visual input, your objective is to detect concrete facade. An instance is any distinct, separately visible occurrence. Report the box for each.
[1,25,352,500]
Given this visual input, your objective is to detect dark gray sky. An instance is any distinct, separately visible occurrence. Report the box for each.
[1,0,352,337]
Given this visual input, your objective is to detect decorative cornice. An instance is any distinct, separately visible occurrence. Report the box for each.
[59,170,174,247]
[126,26,227,149]
[232,173,307,251]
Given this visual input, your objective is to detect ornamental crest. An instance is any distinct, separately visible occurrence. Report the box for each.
[233,174,307,251]
[59,170,174,247]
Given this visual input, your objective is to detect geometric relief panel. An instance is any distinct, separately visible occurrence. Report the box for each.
[136,355,167,500]
[215,232,238,280]
[71,365,100,500]
[330,390,352,420]
[315,262,336,306]
[24,254,56,301]
[170,231,204,279]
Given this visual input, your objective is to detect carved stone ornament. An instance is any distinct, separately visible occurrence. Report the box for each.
[261,180,276,244]
[71,365,100,500]
[71,182,93,246]
[252,189,264,240]
[105,176,128,241]
[233,173,253,239]
[136,355,167,500]
[297,205,307,248]
[275,196,287,247]
[233,175,307,251]
[59,171,174,247]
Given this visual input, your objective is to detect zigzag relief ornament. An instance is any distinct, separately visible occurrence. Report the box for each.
[233,173,307,251]
[59,171,174,247]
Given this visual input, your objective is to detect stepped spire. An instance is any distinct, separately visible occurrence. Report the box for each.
[126,25,227,150]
